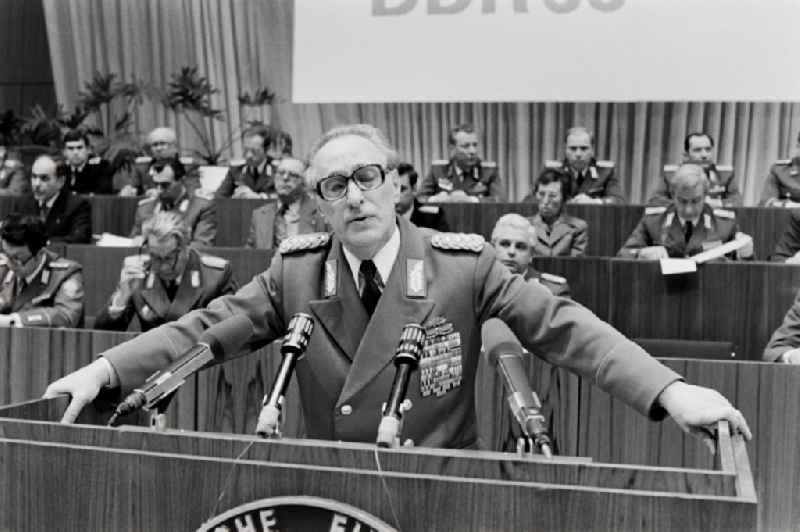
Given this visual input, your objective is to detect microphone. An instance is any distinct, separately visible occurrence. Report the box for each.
[108,314,255,425]
[482,318,553,458]
[376,324,426,448]
[256,313,314,437]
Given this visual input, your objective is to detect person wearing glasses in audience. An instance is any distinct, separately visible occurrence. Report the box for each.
[524,168,588,257]
[245,157,328,249]
[18,154,92,244]
[217,124,293,199]
[119,127,201,197]
[0,213,84,328]
[94,212,236,332]
[491,213,570,297]
[47,124,751,453]
[130,158,217,247]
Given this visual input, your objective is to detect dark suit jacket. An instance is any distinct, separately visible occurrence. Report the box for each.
[770,209,800,261]
[408,199,449,232]
[245,194,329,249]
[66,158,114,195]
[18,189,92,244]
[760,158,800,206]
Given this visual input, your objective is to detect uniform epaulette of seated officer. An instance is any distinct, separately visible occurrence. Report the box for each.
[430,232,484,252]
[481,161,497,168]
[48,259,76,269]
[278,232,331,254]
[194,188,214,201]
[539,272,567,285]
[644,206,667,216]
[138,195,156,206]
[88,156,101,165]
[776,159,792,165]
[199,254,228,269]
[596,160,614,168]
[713,208,735,219]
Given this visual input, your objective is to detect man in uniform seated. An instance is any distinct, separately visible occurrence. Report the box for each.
[245,157,329,249]
[95,212,237,331]
[619,164,753,259]
[769,210,800,263]
[217,124,293,199]
[393,163,449,232]
[534,126,623,204]
[526,168,587,257]
[491,214,570,297]
[419,123,503,202]
[47,123,750,452]
[759,131,800,207]
[119,127,200,196]
[130,159,217,247]
[648,132,741,208]
[62,128,113,195]
[19,155,92,244]
[763,287,800,364]
[0,214,83,328]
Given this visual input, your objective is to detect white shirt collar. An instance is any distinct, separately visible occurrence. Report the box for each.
[677,214,701,227]
[341,223,401,291]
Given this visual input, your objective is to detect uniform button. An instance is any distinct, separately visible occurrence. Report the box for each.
[340,405,352,416]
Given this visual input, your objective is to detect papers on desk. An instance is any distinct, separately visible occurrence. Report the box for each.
[95,233,136,247]
[198,166,228,192]
[659,234,753,275]
[659,258,697,275]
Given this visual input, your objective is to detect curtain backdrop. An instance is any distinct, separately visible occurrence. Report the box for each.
[43,0,800,204]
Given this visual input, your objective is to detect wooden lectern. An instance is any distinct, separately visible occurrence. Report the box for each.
[0,396,756,531]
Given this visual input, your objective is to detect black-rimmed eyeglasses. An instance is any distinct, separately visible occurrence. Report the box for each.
[315,164,387,201]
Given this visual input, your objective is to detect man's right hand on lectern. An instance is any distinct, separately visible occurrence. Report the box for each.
[43,358,112,423]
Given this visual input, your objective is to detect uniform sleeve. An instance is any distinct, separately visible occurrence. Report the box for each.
[601,169,625,204]
[17,270,84,328]
[763,288,800,361]
[93,289,136,331]
[191,202,217,247]
[646,176,672,207]
[723,173,743,207]
[102,252,287,393]
[617,219,654,257]
[215,169,236,198]
[474,246,680,419]
[570,221,588,257]
[770,211,800,261]
[488,172,505,202]
[759,167,781,206]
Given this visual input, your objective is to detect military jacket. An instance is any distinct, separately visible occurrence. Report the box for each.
[131,187,217,247]
[528,213,588,257]
[525,267,570,298]
[93,249,237,332]
[759,158,800,206]
[102,217,679,449]
[245,194,329,249]
[543,159,624,204]
[763,288,800,361]
[216,158,277,198]
[618,204,741,258]
[421,158,504,201]
[648,164,741,207]
[0,249,83,327]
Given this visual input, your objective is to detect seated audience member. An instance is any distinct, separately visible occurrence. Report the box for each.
[526,168,587,257]
[130,159,216,247]
[245,157,328,249]
[0,146,29,196]
[648,132,741,208]
[0,214,83,328]
[95,212,236,332]
[491,213,570,297]
[534,126,623,204]
[119,127,200,196]
[759,131,800,207]
[19,155,92,243]
[217,124,292,199]
[618,164,753,260]
[393,162,449,232]
[420,123,503,202]
[770,210,800,262]
[764,288,800,363]
[62,128,113,195]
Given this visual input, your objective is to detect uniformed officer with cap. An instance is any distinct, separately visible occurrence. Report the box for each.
[46,124,751,452]
[648,132,741,208]
[619,163,753,260]
[95,212,237,331]
[130,158,217,247]
[0,213,83,328]
[119,127,201,196]
[419,123,504,202]
[759,131,800,207]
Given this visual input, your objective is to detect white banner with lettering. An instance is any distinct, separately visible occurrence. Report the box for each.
[293,0,798,102]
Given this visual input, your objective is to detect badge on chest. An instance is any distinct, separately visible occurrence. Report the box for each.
[419,316,463,397]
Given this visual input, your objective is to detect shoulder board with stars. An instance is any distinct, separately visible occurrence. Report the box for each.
[49,259,75,270]
[279,232,331,255]
[776,159,791,165]
[540,272,567,284]
[644,206,667,216]
[716,164,733,171]
[88,156,101,165]
[194,188,215,201]
[430,232,485,253]
[138,196,156,206]
[229,158,246,167]
[480,161,497,168]
[544,160,562,169]
[432,159,449,166]
[179,156,196,166]
[200,254,228,269]
[596,160,614,168]
[713,208,735,219]
[663,164,678,172]
[135,156,152,165]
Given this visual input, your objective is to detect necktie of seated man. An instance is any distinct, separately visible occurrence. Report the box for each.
[38,202,48,222]
[359,259,382,316]
[684,221,693,245]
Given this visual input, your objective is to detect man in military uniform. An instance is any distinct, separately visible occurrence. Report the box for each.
[95,212,237,331]
[759,131,800,207]
[19,155,92,244]
[769,210,800,262]
[491,214,570,297]
[245,157,329,249]
[119,127,201,196]
[619,164,753,259]
[62,129,113,195]
[46,124,750,452]
[648,132,741,208]
[0,214,83,328]
[526,168,587,257]
[217,124,293,199]
[394,163,449,232]
[536,127,623,204]
[763,288,800,364]
[419,123,504,202]
[130,159,217,247]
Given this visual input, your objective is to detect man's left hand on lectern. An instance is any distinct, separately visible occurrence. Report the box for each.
[43,358,111,423]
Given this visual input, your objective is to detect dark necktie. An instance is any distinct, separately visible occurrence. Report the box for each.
[38,202,48,222]
[359,259,382,316]
[684,221,693,245]
[165,279,179,301]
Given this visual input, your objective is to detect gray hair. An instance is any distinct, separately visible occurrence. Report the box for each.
[491,213,536,246]
[147,127,177,146]
[670,163,709,194]
[305,124,400,187]
[565,126,595,146]
[141,212,190,248]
